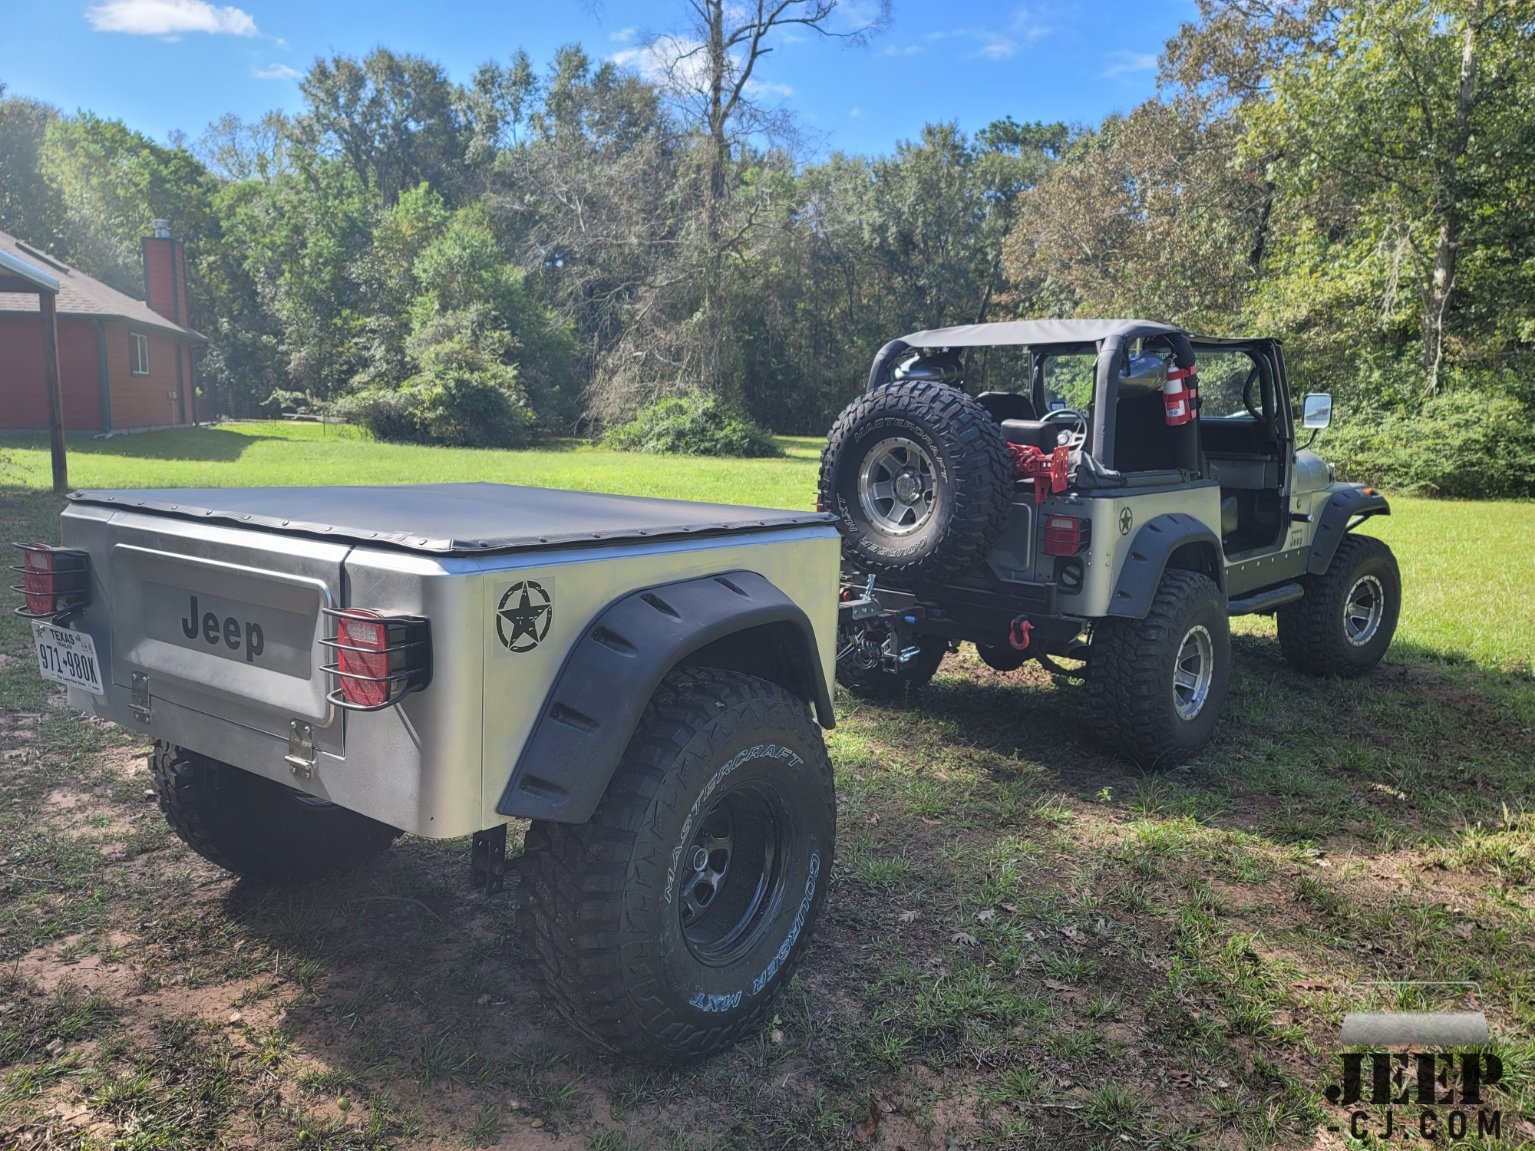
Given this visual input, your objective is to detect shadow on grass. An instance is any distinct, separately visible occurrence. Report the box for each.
[0,426,275,464]
[870,631,1535,850]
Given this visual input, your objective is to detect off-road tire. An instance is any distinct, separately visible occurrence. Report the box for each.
[150,742,400,884]
[1278,534,1400,677]
[836,635,948,699]
[1087,571,1230,768]
[516,667,836,1064]
[820,380,1013,587]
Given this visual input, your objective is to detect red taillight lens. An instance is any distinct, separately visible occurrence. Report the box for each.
[23,548,54,616]
[12,544,91,619]
[337,610,390,708]
[1043,515,1090,557]
[322,608,431,711]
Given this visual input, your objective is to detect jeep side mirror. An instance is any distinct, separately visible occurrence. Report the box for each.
[1301,393,1332,429]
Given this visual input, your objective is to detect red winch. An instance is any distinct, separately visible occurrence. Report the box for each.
[1006,443,1071,504]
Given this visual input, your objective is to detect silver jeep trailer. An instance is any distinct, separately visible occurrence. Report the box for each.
[19,483,842,1062]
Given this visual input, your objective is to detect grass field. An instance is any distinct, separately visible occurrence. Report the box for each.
[0,423,1532,1150]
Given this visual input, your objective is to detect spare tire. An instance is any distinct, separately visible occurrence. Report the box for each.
[820,380,1013,587]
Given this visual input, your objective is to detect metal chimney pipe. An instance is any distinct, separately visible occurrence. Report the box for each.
[152,219,172,239]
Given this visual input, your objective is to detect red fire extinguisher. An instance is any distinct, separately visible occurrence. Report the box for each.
[1163,364,1197,427]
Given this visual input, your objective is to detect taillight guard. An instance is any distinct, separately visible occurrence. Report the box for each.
[11,544,91,621]
[320,608,431,712]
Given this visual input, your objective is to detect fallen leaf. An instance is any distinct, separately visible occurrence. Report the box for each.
[227,1011,243,1026]
[1043,978,1070,991]
[950,931,979,947]
[868,813,881,825]
[852,1097,880,1143]
[1000,902,1018,913]
[976,908,997,923]
[1061,924,1087,944]
[1293,980,1330,991]
[920,817,942,826]
[897,910,918,924]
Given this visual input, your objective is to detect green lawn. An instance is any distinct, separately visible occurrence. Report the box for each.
[0,424,1532,1150]
[0,421,823,511]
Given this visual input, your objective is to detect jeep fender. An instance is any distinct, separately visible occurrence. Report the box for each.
[1307,485,1391,576]
[1106,513,1224,619]
[496,571,834,824]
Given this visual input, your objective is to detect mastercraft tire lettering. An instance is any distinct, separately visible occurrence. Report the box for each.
[517,667,837,1063]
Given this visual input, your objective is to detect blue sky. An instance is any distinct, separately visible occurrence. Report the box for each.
[0,0,1194,159]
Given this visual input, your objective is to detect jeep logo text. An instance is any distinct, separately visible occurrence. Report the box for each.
[180,595,265,663]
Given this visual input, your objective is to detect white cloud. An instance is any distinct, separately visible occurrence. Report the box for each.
[1100,50,1158,80]
[611,34,795,103]
[85,0,258,36]
[880,43,923,56]
[609,26,636,43]
[977,34,1017,60]
[253,63,300,80]
[745,78,794,98]
[849,106,862,118]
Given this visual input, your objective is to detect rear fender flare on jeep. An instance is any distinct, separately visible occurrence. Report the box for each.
[1106,513,1224,619]
[495,571,833,824]
[1307,486,1391,576]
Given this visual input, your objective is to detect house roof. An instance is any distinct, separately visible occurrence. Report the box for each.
[0,229,203,340]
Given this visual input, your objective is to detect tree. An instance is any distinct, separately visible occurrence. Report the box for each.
[1245,0,1531,390]
[0,88,62,248]
[297,50,472,206]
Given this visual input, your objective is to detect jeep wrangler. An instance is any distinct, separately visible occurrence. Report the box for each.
[819,319,1400,766]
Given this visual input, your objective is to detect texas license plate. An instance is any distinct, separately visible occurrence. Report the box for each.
[32,622,105,695]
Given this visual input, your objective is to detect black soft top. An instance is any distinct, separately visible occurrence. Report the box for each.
[899,318,1185,348]
[68,483,834,555]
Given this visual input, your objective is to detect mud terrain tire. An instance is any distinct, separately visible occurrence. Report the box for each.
[150,742,400,884]
[820,380,1012,587]
[517,668,836,1063]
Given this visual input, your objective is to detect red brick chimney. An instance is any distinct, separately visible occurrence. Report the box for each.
[142,219,187,326]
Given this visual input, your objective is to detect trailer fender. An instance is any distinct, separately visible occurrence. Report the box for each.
[1106,513,1224,619]
[496,571,833,824]
[1307,485,1391,576]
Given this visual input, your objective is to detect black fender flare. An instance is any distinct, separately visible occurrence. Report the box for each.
[1106,513,1224,619]
[1307,485,1391,576]
[495,571,833,824]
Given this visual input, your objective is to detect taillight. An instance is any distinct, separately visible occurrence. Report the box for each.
[1042,515,1090,557]
[11,544,91,619]
[321,608,430,711]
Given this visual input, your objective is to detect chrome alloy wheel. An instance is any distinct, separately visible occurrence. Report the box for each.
[1343,574,1385,646]
[857,437,937,535]
[1173,624,1214,721]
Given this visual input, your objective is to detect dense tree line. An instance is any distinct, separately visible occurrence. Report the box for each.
[1,0,1531,485]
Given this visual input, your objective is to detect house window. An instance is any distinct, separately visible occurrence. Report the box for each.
[130,332,150,376]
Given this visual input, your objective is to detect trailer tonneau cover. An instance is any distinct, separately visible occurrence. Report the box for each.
[68,483,834,554]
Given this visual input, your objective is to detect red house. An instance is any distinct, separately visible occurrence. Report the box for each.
[0,223,204,432]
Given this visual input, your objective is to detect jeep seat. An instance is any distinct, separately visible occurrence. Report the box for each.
[976,392,1037,423]
[998,418,1062,452]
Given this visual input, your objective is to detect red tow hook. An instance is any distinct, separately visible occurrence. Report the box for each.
[1008,615,1034,652]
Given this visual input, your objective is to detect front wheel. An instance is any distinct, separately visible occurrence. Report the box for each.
[1278,534,1400,676]
[517,668,836,1063]
[1087,571,1231,768]
[150,743,400,884]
